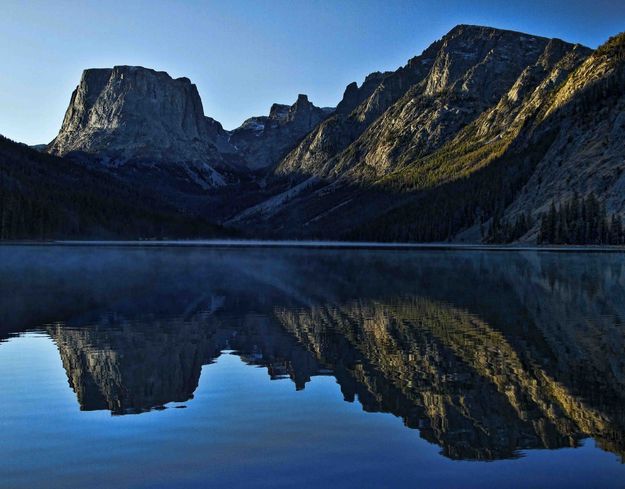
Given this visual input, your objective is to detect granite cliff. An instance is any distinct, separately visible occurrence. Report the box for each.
[49,66,240,192]
[50,67,233,161]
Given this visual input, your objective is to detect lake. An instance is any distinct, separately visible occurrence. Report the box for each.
[1,244,625,488]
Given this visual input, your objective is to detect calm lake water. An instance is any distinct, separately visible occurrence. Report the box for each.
[1,244,625,488]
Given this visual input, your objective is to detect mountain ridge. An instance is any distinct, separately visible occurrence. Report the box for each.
[3,24,624,242]
[229,93,333,171]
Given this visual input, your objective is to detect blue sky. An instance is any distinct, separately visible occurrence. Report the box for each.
[1,0,624,145]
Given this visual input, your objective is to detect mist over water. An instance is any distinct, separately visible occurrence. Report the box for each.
[1,245,625,488]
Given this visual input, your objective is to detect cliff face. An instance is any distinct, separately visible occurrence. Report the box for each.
[499,32,625,234]
[273,49,436,179]
[229,94,333,171]
[48,66,237,188]
[336,34,590,181]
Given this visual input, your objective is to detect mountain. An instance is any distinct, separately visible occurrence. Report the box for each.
[3,25,624,242]
[231,27,625,244]
[231,25,598,239]
[50,66,234,168]
[488,32,625,242]
[229,94,333,171]
[0,135,224,239]
[48,65,247,205]
[275,24,573,181]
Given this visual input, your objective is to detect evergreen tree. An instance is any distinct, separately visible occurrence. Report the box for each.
[538,194,624,245]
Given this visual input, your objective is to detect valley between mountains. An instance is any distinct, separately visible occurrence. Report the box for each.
[2,24,625,243]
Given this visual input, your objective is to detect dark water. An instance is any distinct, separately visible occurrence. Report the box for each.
[1,245,625,488]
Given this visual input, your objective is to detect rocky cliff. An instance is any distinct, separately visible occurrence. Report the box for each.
[49,66,238,188]
[274,25,559,179]
[495,32,625,238]
[231,25,600,238]
[229,94,333,170]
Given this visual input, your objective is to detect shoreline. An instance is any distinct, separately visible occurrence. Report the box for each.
[1,239,624,253]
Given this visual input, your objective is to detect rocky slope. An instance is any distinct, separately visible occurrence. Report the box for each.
[276,25,556,180]
[229,94,333,171]
[227,26,625,245]
[493,32,625,239]
[231,25,602,239]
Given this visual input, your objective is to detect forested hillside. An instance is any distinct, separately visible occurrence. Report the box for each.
[0,136,224,239]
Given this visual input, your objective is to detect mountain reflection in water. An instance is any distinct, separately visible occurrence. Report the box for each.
[2,245,625,463]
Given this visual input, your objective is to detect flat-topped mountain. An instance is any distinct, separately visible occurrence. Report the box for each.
[49,66,234,165]
[48,66,240,194]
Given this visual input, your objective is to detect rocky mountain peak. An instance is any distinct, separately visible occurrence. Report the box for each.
[274,24,554,180]
[295,93,309,104]
[423,25,550,101]
[286,94,321,122]
[289,94,312,114]
[236,25,600,238]
[342,81,359,98]
[335,71,392,115]
[229,94,333,170]
[269,103,290,120]
[48,65,234,168]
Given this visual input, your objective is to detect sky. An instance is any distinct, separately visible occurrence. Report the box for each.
[1,0,624,145]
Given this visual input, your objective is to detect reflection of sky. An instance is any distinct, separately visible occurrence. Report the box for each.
[2,333,623,489]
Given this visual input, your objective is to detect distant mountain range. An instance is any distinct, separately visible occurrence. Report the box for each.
[2,24,624,242]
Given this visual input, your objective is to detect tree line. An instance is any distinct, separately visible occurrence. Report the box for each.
[538,192,624,245]
[0,135,223,240]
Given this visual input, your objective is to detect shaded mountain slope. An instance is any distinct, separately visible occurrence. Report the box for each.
[229,94,333,171]
[0,135,224,239]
